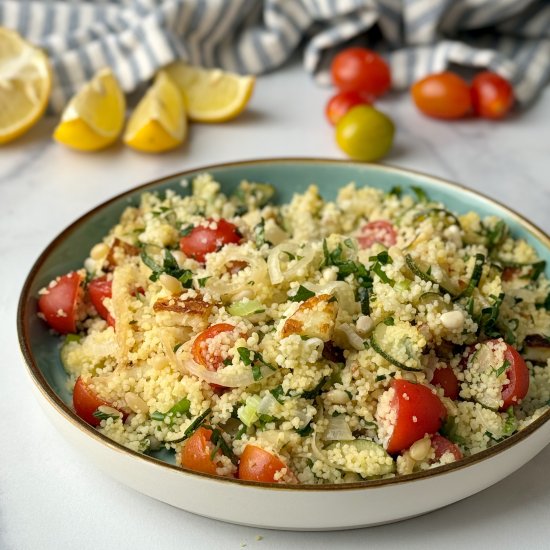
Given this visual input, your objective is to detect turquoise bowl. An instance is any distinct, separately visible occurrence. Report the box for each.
[17,159,550,529]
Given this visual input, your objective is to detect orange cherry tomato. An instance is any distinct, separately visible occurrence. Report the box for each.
[431,366,459,400]
[325,90,372,125]
[411,72,471,119]
[38,271,83,334]
[73,376,112,426]
[357,220,397,249]
[431,434,462,462]
[88,276,115,327]
[238,445,288,483]
[180,219,241,263]
[331,47,391,98]
[471,71,514,119]
[191,323,236,370]
[384,379,447,454]
[180,427,221,476]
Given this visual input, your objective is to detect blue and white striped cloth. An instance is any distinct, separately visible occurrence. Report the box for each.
[2,0,549,112]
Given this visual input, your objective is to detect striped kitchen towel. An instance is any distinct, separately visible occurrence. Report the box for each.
[1,0,549,112]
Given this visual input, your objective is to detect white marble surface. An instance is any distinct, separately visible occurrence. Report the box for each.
[1,62,549,550]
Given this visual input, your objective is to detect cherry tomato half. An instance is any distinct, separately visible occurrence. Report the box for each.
[238,445,288,483]
[431,434,462,462]
[471,71,514,120]
[180,427,222,476]
[73,376,112,426]
[381,379,447,454]
[192,323,236,370]
[88,276,115,327]
[357,220,397,249]
[325,90,372,126]
[331,47,391,98]
[431,366,459,400]
[411,72,471,119]
[38,271,83,334]
[180,219,241,263]
[497,341,529,409]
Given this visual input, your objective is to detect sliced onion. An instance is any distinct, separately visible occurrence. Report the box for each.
[324,415,354,441]
[177,349,277,388]
[159,332,189,375]
[257,392,281,415]
[336,323,365,351]
[303,281,358,314]
[267,243,317,285]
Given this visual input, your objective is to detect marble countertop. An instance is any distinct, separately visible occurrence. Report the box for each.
[1,62,549,550]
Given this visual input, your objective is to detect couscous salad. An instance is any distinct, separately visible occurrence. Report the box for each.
[37,175,550,484]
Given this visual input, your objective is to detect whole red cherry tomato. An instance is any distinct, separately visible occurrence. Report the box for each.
[470,71,514,119]
[411,72,471,119]
[325,90,372,125]
[331,47,391,98]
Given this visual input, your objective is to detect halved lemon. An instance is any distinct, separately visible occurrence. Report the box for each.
[54,68,125,151]
[164,61,254,122]
[124,71,186,153]
[0,28,51,144]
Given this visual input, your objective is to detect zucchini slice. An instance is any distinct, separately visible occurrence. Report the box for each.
[370,321,423,371]
[405,254,459,298]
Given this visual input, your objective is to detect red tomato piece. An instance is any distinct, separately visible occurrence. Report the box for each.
[357,220,397,249]
[238,445,288,483]
[431,434,462,462]
[382,379,447,454]
[471,71,514,119]
[431,366,459,400]
[38,271,83,334]
[180,427,222,476]
[192,323,236,370]
[497,341,529,410]
[88,276,115,327]
[331,47,391,98]
[411,72,471,119]
[180,218,241,263]
[325,90,372,125]
[73,376,112,426]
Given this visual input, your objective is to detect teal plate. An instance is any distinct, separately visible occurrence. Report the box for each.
[17,158,550,480]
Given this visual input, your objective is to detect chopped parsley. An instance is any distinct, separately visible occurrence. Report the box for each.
[237,347,275,381]
[92,408,121,421]
[494,360,510,378]
[150,397,191,423]
[140,249,193,286]
[411,186,429,203]
[289,285,315,302]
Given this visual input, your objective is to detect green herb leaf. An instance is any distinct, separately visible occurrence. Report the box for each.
[295,422,314,437]
[173,343,183,353]
[388,186,402,197]
[92,408,121,421]
[494,360,510,378]
[269,385,285,404]
[197,276,210,288]
[301,377,328,400]
[383,317,395,326]
[411,186,429,203]
[237,347,252,366]
[289,285,315,302]
[180,224,193,236]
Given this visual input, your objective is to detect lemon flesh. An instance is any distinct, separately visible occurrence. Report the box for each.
[54,68,125,151]
[0,27,51,144]
[124,70,186,153]
[164,61,254,122]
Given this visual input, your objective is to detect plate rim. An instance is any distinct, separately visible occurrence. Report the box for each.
[17,157,550,492]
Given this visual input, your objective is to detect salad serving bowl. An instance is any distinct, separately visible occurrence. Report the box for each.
[18,159,550,530]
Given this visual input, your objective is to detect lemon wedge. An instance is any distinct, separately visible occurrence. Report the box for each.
[164,61,254,122]
[124,71,186,153]
[54,68,125,151]
[0,28,51,144]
